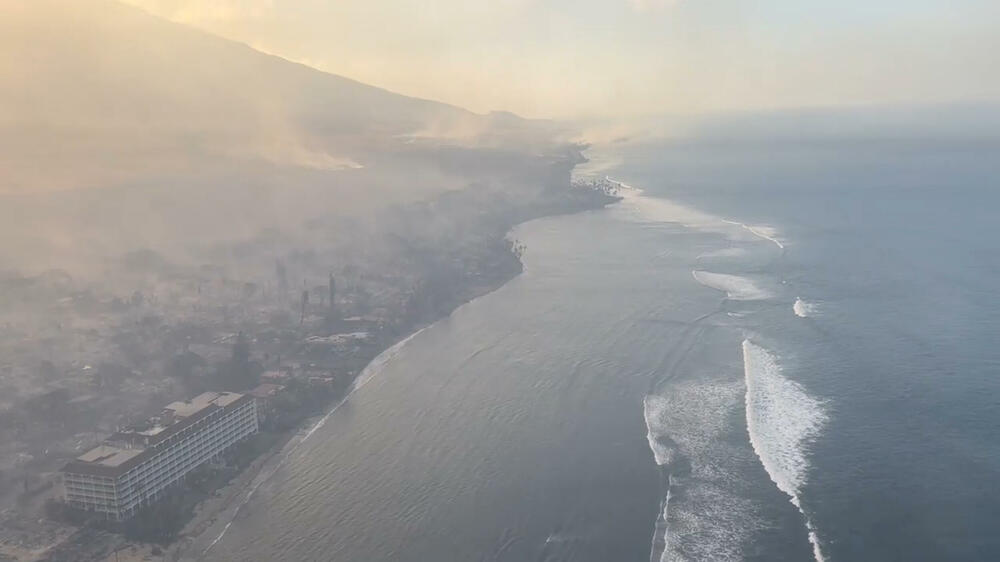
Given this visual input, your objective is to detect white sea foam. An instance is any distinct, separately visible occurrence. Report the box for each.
[742,340,827,561]
[616,186,723,232]
[722,219,785,249]
[643,395,677,561]
[644,395,676,467]
[605,177,745,238]
[642,394,680,562]
[600,177,788,256]
[793,298,819,318]
[644,379,759,562]
[692,270,771,301]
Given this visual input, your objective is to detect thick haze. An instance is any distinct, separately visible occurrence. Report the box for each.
[1,0,998,274]
[0,0,572,273]
[121,0,1000,118]
[4,2,1000,559]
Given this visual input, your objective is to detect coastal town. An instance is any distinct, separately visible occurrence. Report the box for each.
[0,175,620,561]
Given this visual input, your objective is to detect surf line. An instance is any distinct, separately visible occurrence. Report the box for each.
[722,219,785,249]
[742,339,826,561]
[198,326,429,558]
[646,479,673,562]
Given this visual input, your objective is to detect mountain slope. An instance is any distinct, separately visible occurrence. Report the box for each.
[0,0,578,273]
[0,0,560,193]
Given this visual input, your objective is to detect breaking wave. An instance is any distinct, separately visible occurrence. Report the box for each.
[616,187,724,231]
[692,270,771,301]
[609,176,823,560]
[644,379,760,562]
[644,395,677,467]
[600,177,786,257]
[793,298,819,318]
[722,219,785,249]
[643,395,676,562]
[742,340,827,561]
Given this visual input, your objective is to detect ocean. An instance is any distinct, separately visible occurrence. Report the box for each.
[190,135,1000,561]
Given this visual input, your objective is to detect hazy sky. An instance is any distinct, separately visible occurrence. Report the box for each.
[69,1,1000,118]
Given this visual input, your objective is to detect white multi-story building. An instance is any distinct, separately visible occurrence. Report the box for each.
[62,391,258,520]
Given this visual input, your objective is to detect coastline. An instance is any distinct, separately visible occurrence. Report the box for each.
[94,178,622,562]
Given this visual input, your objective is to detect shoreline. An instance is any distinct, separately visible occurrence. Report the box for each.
[103,180,621,562]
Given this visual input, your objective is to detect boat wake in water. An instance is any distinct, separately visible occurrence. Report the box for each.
[742,339,827,561]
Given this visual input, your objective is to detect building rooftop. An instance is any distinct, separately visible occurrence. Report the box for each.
[63,391,250,477]
[75,445,144,468]
[164,391,244,418]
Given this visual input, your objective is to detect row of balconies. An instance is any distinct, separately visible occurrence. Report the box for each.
[117,408,257,484]
[63,409,257,505]
[115,420,258,507]
[65,485,116,496]
[151,404,242,450]
[117,424,258,511]
[67,499,117,513]
[72,426,257,516]
[64,482,115,492]
[126,423,256,492]
[122,417,254,480]
[66,491,117,503]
